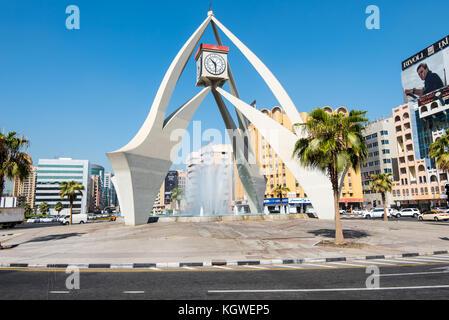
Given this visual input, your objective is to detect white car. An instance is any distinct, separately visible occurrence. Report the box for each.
[60,214,88,225]
[396,208,420,218]
[363,208,391,219]
[305,207,317,218]
[26,218,40,223]
[40,217,54,223]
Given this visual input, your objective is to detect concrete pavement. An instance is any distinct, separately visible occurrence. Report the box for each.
[1,217,449,266]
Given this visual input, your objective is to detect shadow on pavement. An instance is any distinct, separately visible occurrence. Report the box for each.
[308,229,370,239]
[25,233,85,243]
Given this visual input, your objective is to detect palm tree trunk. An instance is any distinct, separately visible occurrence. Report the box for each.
[330,166,345,244]
[382,192,388,221]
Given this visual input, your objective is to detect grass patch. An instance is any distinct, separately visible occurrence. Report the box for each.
[316,240,367,249]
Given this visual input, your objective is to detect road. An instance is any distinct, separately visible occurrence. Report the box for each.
[1,256,449,300]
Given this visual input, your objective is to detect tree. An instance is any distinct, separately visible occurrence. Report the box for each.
[429,129,449,172]
[369,173,393,221]
[293,108,367,244]
[22,203,33,217]
[0,131,32,204]
[59,181,84,225]
[54,202,64,215]
[273,184,290,213]
[38,202,50,215]
[170,188,183,211]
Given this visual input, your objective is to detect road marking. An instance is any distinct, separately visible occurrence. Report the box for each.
[208,284,449,293]
[353,260,396,265]
[213,266,232,270]
[149,267,160,271]
[240,265,266,269]
[49,291,70,294]
[182,266,195,270]
[273,265,304,269]
[327,262,368,267]
[398,257,449,263]
[381,259,422,264]
[379,270,449,277]
[123,291,144,294]
[300,263,334,268]
[410,256,449,262]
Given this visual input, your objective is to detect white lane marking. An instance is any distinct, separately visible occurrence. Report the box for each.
[381,259,423,264]
[182,266,195,270]
[409,256,449,262]
[379,270,449,277]
[353,260,396,265]
[397,257,449,263]
[213,266,232,270]
[49,291,70,294]
[149,267,160,270]
[208,284,449,293]
[273,265,304,269]
[327,262,368,267]
[300,263,335,268]
[123,291,145,294]
[240,265,266,269]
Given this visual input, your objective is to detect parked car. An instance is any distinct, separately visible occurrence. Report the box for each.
[26,217,40,223]
[305,207,317,218]
[363,208,391,219]
[418,210,449,222]
[396,208,420,218]
[40,216,54,223]
[60,213,88,225]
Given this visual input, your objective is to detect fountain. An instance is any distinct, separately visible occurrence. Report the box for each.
[183,144,233,216]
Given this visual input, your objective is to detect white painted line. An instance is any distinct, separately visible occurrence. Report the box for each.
[123,291,145,294]
[273,265,304,269]
[379,270,449,277]
[381,259,423,265]
[49,291,70,294]
[410,256,449,262]
[398,257,449,263]
[213,266,232,270]
[208,284,449,293]
[240,265,266,269]
[182,266,195,270]
[300,263,335,268]
[353,260,396,265]
[149,267,160,271]
[327,262,368,267]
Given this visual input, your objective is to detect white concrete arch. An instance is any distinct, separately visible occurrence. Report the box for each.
[216,87,334,220]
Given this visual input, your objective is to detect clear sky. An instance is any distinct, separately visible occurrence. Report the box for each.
[1,0,448,172]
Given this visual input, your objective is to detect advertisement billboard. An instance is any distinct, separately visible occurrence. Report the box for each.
[401,35,449,104]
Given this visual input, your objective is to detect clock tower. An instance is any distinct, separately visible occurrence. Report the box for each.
[194,43,229,87]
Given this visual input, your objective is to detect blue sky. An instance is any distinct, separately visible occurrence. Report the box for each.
[1,0,448,172]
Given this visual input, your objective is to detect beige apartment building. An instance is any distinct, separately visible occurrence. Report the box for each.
[234,105,363,211]
[391,103,448,208]
[13,164,37,208]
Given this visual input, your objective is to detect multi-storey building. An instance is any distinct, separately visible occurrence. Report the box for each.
[13,165,37,208]
[243,105,363,212]
[34,158,90,215]
[361,116,399,208]
[89,174,103,212]
[103,172,117,207]
[391,103,448,209]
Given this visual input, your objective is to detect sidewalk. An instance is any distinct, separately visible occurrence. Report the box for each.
[1,218,449,267]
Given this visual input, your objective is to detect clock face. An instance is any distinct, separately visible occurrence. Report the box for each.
[204,54,226,75]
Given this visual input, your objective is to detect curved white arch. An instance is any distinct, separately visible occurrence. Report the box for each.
[216,87,334,220]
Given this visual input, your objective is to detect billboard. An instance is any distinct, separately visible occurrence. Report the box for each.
[401,35,449,103]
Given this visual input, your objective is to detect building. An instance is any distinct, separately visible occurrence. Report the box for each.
[34,158,91,215]
[391,101,449,209]
[89,174,103,212]
[103,172,118,208]
[243,105,364,213]
[13,165,37,208]
[362,116,399,208]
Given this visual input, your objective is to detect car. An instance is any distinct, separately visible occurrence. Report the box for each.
[40,217,54,223]
[305,207,317,218]
[418,210,449,222]
[26,218,40,223]
[396,208,420,218]
[363,208,391,219]
[60,214,88,225]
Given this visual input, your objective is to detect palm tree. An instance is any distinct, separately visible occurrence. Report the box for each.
[369,173,393,221]
[38,202,50,215]
[293,108,367,244]
[273,184,290,213]
[59,181,84,225]
[54,202,64,215]
[429,129,449,172]
[170,188,183,211]
[0,131,32,204]
[22,203,33,217]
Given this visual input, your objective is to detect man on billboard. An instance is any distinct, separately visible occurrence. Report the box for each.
[404,63,444,97]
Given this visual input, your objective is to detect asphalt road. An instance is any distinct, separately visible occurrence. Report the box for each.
[1,261,449,300]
